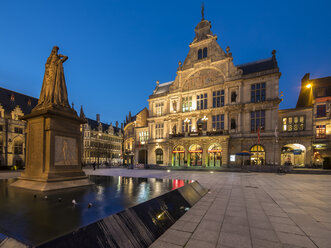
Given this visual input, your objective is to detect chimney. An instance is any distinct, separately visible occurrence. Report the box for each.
[121,123,123,129]
[96,114,100,123]
[116,121,119,128]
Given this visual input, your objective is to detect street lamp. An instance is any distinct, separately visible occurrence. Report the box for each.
[97,132,101,168]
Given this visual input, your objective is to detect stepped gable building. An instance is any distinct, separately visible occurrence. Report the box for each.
[123,108,148,165]
[80,108,123,165]
[296,74,331,166]
[0,87,38,168]
[145,13,282,167]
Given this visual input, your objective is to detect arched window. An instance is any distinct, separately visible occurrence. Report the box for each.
[155,148,163,164]
[198,49,202,60]
[250,145,265,165]
[203,47,207,58]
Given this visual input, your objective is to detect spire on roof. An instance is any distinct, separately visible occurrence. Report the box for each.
[79,105,85,119]
[201,2,205,21]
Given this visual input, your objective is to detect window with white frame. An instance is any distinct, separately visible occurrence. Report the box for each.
[212,114,224,131]
[182,96,193,112]
[155,124,164,139]
[197,93,208,110]
[155,102,164,116]
[139,131,149,143]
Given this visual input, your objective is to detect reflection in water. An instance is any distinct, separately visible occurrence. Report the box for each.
[0,176,189,246]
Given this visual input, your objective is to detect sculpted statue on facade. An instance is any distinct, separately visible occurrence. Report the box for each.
[35,46,70,110]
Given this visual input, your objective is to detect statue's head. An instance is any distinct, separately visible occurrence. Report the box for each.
[52,46,59,54]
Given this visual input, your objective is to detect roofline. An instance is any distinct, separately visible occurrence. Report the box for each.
[0,86,39,100]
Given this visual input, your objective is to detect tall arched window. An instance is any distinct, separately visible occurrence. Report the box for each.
[250,145,265,165]
[198,49,202,60]
[155,148,163,164]
[203,47,207,58]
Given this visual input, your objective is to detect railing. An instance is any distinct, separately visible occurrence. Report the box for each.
[169,130,229,138]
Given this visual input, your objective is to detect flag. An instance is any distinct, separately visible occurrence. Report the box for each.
[257,126,260,144]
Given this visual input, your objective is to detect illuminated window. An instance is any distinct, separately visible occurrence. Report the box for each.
[213,90,224,108]
[282,116,305,132]
[250,145,265,165]
[212,115,224,131]
[316,125,326,139]
[251,83,266,103]
[251,110,265,132]
[197,93,207,110]
[155,123,164,139]
[282,118,287,131]
[139,131,148,143]
[182,96,193,112]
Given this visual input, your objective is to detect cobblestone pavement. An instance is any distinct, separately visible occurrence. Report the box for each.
[85,169,331,248]
[2,169,331,248]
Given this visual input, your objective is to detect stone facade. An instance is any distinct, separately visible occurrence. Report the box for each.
[80,110,123,165]
[123,108,148,165]
[144,16,283,167]
[0,87,38,169]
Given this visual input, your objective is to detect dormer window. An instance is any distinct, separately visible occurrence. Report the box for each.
[10,94,15,102]
[198,49,202,60]
[198,47,208,60]
[203,47,207,58]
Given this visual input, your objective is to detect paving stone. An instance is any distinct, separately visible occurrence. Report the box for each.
[191,229,219,244]
[268,216,296,226]
[171,220,199,233]
[276,232,317,248]
[185,238,216,248]
[221,223,250,235]
[271,222,305,235]
[150,239,183,248]
[159,229,191,246]
[250,227,279,242]
[218,231,252,248]
[251,238,282,248]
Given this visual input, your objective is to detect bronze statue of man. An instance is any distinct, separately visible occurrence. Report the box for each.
[35,46,70,109]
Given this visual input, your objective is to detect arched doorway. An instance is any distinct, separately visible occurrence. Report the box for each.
[138,150,148,164]
[155,148,163,164]
[172,145,185,166]
[208,144,222,167]
[281,144,306,167]
[250,145,265,165]
[189,144,202,166]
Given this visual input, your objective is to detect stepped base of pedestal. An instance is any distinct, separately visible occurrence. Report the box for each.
[10,177,93,191]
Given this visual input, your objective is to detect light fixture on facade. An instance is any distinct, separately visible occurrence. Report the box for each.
[306,83,312,89]
[202,116,208,121]
[184,118,190,123]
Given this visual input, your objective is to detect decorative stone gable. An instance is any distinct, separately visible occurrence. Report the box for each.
[182,68,224,92]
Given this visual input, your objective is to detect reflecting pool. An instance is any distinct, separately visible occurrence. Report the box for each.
[0,175,190,246]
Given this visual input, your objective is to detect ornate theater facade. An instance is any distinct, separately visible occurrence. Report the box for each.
[143,16,283,167]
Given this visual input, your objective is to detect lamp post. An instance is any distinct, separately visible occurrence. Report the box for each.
[97,132,101,168]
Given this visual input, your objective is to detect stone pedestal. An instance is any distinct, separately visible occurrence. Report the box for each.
[11,106,92,191]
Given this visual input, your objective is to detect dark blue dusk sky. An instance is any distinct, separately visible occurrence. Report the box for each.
[1,0,330,125]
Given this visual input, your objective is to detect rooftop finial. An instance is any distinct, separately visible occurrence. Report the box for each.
[201,3,205,20]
